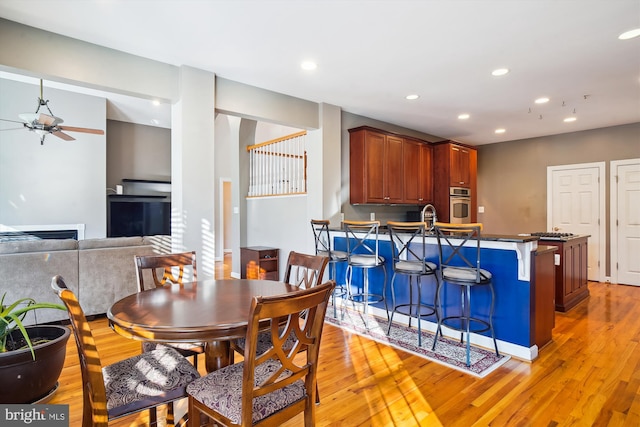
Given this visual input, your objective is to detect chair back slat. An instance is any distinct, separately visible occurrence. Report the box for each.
[283,251,329,289]
[135,251,197,291]
[310,219,332,255]
[51,275,109,427]
[241,280,335,425]
[342,220,380,259]
[387,221,433,274]
[434,222,484,282]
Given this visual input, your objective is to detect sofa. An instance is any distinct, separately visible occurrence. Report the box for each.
[0,235,172,325]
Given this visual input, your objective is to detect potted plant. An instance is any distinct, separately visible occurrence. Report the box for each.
[0,293,70,403]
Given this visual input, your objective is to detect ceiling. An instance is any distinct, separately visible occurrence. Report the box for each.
[0,0,638,146]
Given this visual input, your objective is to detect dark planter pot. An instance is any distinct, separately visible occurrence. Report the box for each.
[0,325,71,403]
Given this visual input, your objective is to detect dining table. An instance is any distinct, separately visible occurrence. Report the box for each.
[107,278,299,372]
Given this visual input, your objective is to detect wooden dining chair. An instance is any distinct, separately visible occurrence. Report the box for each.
[230,251,328,355]
[51,275,200,427]
[134,251,205,369]
[187,280,335,426]
[230,251,328,404]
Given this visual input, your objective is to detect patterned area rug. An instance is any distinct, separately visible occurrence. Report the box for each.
[324,305,510,378]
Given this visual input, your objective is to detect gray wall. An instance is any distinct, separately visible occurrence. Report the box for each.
[477,122,640,234]
[106,120,171,190]
[0,78,107,238]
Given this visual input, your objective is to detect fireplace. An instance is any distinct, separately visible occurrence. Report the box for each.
[0,224,85,242]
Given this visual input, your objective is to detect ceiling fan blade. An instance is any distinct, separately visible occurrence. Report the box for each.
[0,127,24,131]
[0,117,26,124]
[51,131,75,141]
[38,113,59,126]
[18,113,38,123]
[58,125,105,135]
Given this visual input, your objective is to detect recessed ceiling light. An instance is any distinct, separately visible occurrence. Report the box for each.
[535,97,550,104]
[619,28,640,40]
[405,94,419,100]
[563,117,577,123]
[458,113,470,120]
[491,68,510,76]
[300,61,317,71]
[495,128,506,134]
[152,100,161,106]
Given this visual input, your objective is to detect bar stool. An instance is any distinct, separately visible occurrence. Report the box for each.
[310,219,348,317]
[342,220,388,320]
[386,221,440,347]
[431,222,499,366]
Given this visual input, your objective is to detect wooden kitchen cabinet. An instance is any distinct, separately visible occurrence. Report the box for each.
[403,138,433,204]
[450,144,471,187]
[433,141,478,221]
[538,236,589,312]
[349,127,404,204]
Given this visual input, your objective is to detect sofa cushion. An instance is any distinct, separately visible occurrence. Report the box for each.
[0,239,78,255]
[78,236,144,250]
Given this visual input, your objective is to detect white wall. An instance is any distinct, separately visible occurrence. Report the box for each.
[0,78,107,238]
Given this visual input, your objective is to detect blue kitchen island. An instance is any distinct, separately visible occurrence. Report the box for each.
[331,229,555,361]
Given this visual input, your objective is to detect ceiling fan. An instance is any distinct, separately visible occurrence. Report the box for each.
[0,79,105,145]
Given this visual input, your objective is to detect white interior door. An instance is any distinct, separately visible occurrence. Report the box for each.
[611,159,640,286]
[547,162,605,282]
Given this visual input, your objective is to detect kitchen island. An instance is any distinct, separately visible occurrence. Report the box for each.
[330,229,555,361]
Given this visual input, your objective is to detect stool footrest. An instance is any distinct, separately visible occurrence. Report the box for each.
[390,303,437,318]
[440,315,492,334]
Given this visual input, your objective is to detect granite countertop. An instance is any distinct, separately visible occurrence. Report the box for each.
[330,227,540,243]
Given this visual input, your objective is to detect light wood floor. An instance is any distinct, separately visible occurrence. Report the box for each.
[48,278,640,426]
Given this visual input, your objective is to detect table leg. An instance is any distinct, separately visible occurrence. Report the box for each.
[204,340,232,373]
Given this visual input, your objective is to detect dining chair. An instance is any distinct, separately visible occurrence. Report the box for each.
[186,280,335,426]
[431,222,500,367]
[310,219,348,317]
[342,220,388,320]
[386,221,440,347]
[230,251,328,403]
[135,251,205,369]
[51,275,200,427]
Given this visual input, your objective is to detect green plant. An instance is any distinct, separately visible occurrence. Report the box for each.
[0,293,65,359]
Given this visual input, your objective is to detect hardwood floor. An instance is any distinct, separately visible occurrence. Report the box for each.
[48,281,640,426]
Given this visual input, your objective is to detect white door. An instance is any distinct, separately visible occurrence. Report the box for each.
[548,163,605,282]
[611,159,640,286]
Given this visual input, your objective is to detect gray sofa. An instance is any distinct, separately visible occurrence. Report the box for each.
[0,235,172,325]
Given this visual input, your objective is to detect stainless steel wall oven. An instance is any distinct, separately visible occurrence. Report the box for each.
[449,187,471,224]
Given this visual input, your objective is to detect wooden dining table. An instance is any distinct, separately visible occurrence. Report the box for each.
[107,278,299,372]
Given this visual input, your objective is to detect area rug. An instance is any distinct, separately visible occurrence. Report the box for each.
[324,305,510,378]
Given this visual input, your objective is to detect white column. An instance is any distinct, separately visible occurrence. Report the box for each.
[171,66,216,278]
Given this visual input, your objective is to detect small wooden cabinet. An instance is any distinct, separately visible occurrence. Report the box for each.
[433,141,478,222]
[538,236,589,312]
[240,246,279,280]
[349,126,432,205]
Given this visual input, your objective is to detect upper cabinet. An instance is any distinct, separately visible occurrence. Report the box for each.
[433,141,478,222]
[450,144,471,187]
[434,142,476,189]
[403,137,433,204]
[349,126,432,205]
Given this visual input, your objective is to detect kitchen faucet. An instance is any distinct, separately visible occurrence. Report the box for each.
[421,204,437,232]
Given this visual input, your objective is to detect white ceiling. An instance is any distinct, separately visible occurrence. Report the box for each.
[0,0,638,145]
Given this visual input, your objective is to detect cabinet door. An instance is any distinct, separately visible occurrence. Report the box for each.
[402,139,422,204]
[419,143,433,203]
[385,135,404,203]
[364,131,387,203]
[450,144,471,187]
